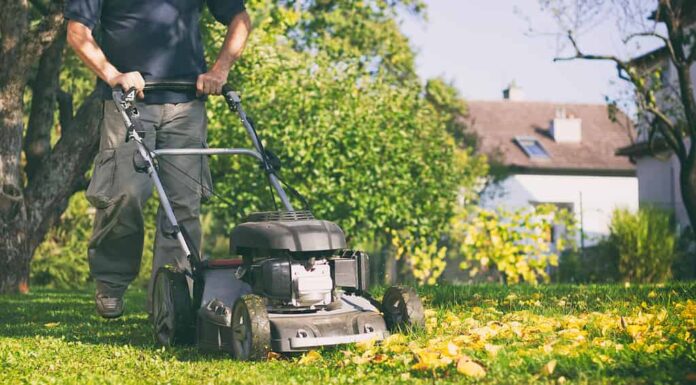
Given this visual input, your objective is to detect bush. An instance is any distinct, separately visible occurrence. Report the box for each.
[556,243,620,283]
[450,204,576,284]
[606,207,676,283]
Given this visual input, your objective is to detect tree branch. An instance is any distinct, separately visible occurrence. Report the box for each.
[554,30,689,162]
[24,92,102,253]
[57,90,74,131]
[24,28,66,181]
[645,104,687,161]
[28,0,49,15]
[623,31,678,63]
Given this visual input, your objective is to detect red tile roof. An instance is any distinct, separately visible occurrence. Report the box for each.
[466,100,636,173]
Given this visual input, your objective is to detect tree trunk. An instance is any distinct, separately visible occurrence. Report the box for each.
[0,1,101,294]
[679,153,696,277]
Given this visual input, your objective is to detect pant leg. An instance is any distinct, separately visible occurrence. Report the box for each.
[147,100,209,311]
[87,100,161,297]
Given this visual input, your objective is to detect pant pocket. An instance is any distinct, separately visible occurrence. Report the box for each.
[86,149,117,208]
[201,142,213,202]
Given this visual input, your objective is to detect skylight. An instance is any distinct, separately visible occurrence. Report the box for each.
[515,136,550,159]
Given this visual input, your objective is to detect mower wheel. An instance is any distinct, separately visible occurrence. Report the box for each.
[152,266,194,346]
[382,286,425,331]
[231,294,271,361]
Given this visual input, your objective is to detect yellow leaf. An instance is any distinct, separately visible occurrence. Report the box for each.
[44,322,60,328]
[267,351,281,361]
[540,359,557,376]
[457,359,486,378]
[298,350,322,365]
[355,336,377,352]
[484,344,502,357]
[441,342,459,357]
[411,361,430,371]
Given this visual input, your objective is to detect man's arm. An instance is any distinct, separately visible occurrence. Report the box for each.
[66,20,145,98]
[196,10,252,96]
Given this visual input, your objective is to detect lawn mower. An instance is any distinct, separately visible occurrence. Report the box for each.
[111,81,425,360]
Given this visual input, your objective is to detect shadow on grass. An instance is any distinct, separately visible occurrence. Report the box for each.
[0,286,285,363]
[0,287,154,348]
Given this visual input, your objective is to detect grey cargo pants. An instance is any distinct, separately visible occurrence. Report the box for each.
[86,100,211,311]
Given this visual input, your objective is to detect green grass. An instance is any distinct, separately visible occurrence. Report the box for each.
[1,283,695,385]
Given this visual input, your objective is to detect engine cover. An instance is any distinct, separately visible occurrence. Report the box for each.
[230,212,346,257]
[249,258,333,308]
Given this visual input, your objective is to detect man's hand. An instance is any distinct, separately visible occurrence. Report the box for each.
[108,71,145,99]
[196,67,227,96]
[199,11,251,96]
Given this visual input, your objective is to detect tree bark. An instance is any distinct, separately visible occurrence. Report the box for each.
[0,1,103,294]
[25,28,67,181]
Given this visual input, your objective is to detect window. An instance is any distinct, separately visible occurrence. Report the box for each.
[514,136,550,159]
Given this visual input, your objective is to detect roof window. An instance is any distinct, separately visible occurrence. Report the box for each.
[514,136,550,159]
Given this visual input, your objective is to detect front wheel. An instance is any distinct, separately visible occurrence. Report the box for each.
[152,266,194,346]
[381,286,425,332]
[230,295,271,360]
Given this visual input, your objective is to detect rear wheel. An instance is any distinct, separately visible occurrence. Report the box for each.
[382,286,425,331]
[152,266,193,346]
[231,294,271,360]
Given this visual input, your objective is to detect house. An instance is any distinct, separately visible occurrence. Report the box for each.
[467,83,639,245]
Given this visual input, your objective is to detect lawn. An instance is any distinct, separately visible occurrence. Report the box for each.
[1,283,695,385]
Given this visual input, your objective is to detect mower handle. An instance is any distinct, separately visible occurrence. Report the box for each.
[139,80,234,95]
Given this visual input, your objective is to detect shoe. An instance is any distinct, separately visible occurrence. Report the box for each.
[95,293,124,319]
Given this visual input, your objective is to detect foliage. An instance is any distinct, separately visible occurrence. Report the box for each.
[390,229,447,285]
[424,78,478,150]
[556,243,621,283]
[606,207,677,283]
[1,283,695,384]
[450,204,577,284]
[202,6,487,245]
[31,193,93,289]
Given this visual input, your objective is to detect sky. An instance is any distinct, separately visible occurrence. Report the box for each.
[399,0,661,106]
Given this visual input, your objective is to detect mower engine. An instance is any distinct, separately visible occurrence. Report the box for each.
[249,257,333,308]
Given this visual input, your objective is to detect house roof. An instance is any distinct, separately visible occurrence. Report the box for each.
[466,100,636,175]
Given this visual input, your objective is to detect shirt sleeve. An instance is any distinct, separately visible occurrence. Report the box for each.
[206,0,246,25]
[64,0,103,30]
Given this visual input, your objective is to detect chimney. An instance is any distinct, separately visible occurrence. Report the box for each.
[550,107,582,143]
[503,80,525,101]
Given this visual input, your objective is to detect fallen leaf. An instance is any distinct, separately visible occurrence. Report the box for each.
[457,358,486,378]
[267,351,281,361]
[484,343,502,357]
[541,359,557,376]
[298,350,322,365]
[44,322,60,328]
[372,354,387,364]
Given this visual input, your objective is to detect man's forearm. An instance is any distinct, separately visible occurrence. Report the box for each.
[66,21,120,86]
[210,11,252,75]
[196,10,251,95]
[67,20,145,96]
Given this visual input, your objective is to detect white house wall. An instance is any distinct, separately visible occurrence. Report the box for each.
[636,155,689,228]
[481,174,639,245]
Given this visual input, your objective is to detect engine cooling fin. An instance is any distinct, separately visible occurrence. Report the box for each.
[243,210,315,222]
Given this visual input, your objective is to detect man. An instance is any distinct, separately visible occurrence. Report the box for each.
[65,0,251,318]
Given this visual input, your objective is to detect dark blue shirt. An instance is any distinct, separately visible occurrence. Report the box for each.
[64,0,245,104]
